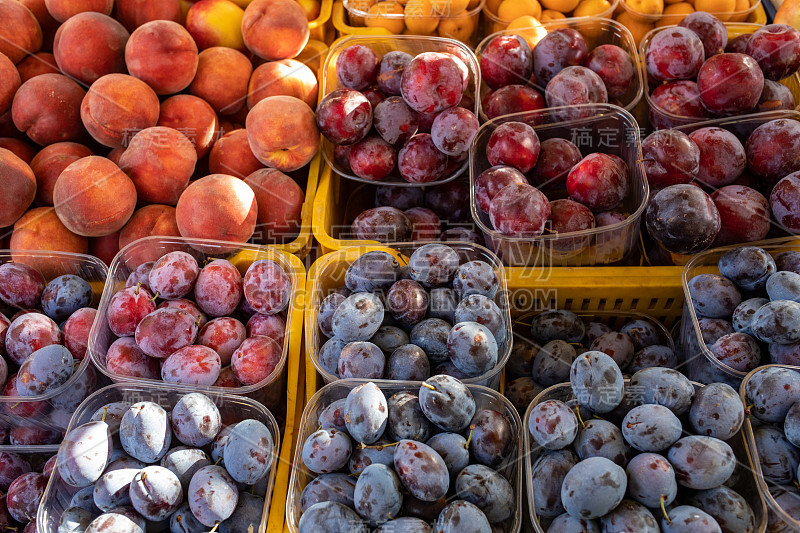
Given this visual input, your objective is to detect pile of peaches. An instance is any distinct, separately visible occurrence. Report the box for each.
[0,0,322,265]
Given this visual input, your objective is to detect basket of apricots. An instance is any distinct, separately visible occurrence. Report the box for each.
[483,0,617,35]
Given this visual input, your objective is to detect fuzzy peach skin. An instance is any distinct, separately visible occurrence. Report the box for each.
[44,0,113,22]
[245,168,304,241]
[80,73,160,149]
[10,207,89,277]
[0,138,36,163]
[0,0,43,63]
[175,174,258,245]
[53,13,129,85]
[30,142,93,206]
[118,204,181,264]
[247,58,318,109]
[16,53,59,82]
[12,73,86,145]
[245,95,319,172]
[0,148,37,227]
[185,0,246,51]
[53,155,138,237]
[115,0,182,31]
[241,0,309,60]
[157,94,219,159]
[0,53,20,116]
[125,20,199,95]
[208,129,262,178]
[189,47,252,114]
[18,0,59,49]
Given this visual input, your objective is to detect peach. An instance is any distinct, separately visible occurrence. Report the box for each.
[115,0,182,31]
[80,73,161,149]
[245,95,319,172]
[175,174,257,245]
[0,148,36,227]
[247,59,318,109]
[208,129,262,178]
[53,12,129,84]
[189,47,252,114]
[125,20,199,95]
[30,142,93,206]
[10,207,88,275]
[12,73,86,146]
[185,0,246,51]
[53,155,137,237]
[118,204,181,263]
[0,0,43,63]
[44,0,113,22]
[0,53,20,115]
[245,168,304,241]
[242,0,309,60]
[0,138,36,163]
[118,126,197,205]
[88,231,119,266]
[157,94,220,158]
[16,52,59,82]
[18,0,59,50]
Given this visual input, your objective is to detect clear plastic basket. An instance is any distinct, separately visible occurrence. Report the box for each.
[286,378,523,532]
[305,242,513,390]
[524,380,768,532]
[680,238,800,388]
[620,0,759,25]
[0,250,108,448]
[320,35,480,188]
[36,382,280,533]
[482,1,618,34]
[468,103,649,267]
[87,236,304,413]
[475,18,644,121]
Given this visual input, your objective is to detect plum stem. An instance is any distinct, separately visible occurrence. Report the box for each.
[660,495,670,524]
[209,522,220,533]
[575,405,586,429]
[363,442,398,450]
[102,406,108,422]
[135,282,141,295]
[746,403,754,416]
[151,292,160,302]
[464,424,476,449]
[421,382,436,390]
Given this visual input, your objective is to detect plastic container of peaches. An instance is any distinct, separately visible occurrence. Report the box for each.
[87,236,305,413]
[319,35,481,188]
[642,23,800,130]
[468,104,649,267]
[482,1,618,35]
[619,0,759,25]
[679,237,800,388]
[286,378,524,532]
[37,382,281,533]
[0,250,108,449]
[523,379,767,532]
[305,242,513,390]
[475,17,644,121]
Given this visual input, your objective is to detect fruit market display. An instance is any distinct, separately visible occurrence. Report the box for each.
[296,378,518,531]
[0,451,55,533]
[54,391,274,532]
[314,243,508,381]
[345,0,484,42]
[101,250,289,388]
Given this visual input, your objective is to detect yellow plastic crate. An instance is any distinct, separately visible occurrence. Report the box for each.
[309,0,335,44]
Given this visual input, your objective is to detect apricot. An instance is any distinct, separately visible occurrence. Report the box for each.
[88,231,120,266]
[157,95,220,158]
[0,53,20,116]
[0,138,36,163]
[241,0,309,60]
[16,53,59,82]
[245,95,319,172]
[44,0,113,22]
[10,208,88,275]
[80,73,160,149]
[245,168,304,241]
[0,148,37,227]
[53,12,129,84]
[208,129,262,178]
[118,126,197,205]
[115,0,182,31]
[247,59,318,109]
[175,174,258,246]
[190,47,252,114]
[0,0,43,63]
[30,142,93,206]
[12,73,85,146]
[185,0,246,51]
[53,156,137,237]
[125,20,199,95]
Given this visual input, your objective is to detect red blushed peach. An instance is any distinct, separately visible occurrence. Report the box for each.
[53,13,129,85]
[247,59,317,110]
[88,231,119,266]
[208,129,262,178]
[44,0,113,22]
[115,0,182,31]
[0,148,36,227]
[80,73,160,149]
[16,52,59,82]
[0,53,20,116]
[118,126,197,205]
[241,0,309,60]
[53,155,137,237]
[185,0,246,51]
[18,0,59,50]
[125,20,199,95]
[118,204,181,264]
[157,94,220,158]
[12,73,86,146]
[0,0,43,63]
[190,47,252,114]
[0,138,36,163]
[10,207,88,275]
[245,168,304,240]
[245,95,319,172]
[30,142,93,206]
[175,174,257,246]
